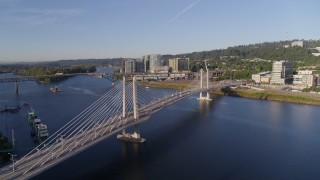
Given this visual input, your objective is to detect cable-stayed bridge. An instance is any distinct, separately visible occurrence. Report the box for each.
[0,73,238,180]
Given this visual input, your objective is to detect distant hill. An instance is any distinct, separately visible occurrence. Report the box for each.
[175,39,320,64]
[0,58,125,67]
[2,39,320,71]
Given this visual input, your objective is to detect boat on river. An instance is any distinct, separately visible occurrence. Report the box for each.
[117,130,146,143]
[0,105,21,113]
[28,108,49,143]
[50,86,61,93]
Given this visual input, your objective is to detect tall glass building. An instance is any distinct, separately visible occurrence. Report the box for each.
[142,54,161,73]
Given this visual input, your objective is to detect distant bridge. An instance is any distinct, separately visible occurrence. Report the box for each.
[0,73,107,83]
[0,73,114,93]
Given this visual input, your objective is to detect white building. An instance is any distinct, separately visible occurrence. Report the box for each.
[251,72,271,84]
[154,66,169,73]
[293,70,317,88]
[149,54,161,73]
[142,54,161,73]
[312,47,320,57]
[270,60,293,84]
[168,58,190,72]
[291,40,303,47]
[124,59,135,73]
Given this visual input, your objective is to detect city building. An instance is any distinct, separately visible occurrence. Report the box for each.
[270,60,293,84]
[142,55,150,73]
[251,72,271,84]
[124,59,135,73]
[291,40,304,47]
[149,54,161,73]
[169,58,178,72]
[293,70,317,88]
[261,74,272,84]
[168,58,190,72]
[135,58,144,73]
[312,47,320,57]
[283,45,290,48]
[142,54,161,73]
[154,66,169,73]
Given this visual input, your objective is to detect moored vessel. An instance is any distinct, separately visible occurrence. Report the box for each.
[117,130,146,143]
[27,108,49,143]
[50,85,61,93]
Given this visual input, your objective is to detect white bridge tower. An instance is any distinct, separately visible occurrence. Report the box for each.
[197,61,212,101]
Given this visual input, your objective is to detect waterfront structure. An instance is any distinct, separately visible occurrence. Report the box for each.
[252,72,271,84]
[149,54,161,73]
[154,66,169,73]
[124,59,135,73]
[291,40,304,47]
[270,61,293,84]
[169,58,178,72]
[135,58,144,73]
[169,58,190,72]
[261,75,271,84]
[142,55,150,73]
[293,70,317,88]
[135,74,168,81]
[252,74,261,83]
[142,54,161,73]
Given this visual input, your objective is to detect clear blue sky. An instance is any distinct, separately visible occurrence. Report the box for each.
[0,0,319,62]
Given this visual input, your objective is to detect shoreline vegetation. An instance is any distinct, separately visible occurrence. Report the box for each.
[141,80,197,90]
[1,65,97,83]
[141,80,320,106]
[0,132,12,164]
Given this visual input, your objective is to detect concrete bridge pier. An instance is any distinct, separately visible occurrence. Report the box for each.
[15,81,19,94]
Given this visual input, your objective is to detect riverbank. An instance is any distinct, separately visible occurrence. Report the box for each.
[0,132,11,164]
[210,87,320,106]
[142,80,320,106]
[141,80,198,89]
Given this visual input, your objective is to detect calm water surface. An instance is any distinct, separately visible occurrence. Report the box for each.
[1,70,320,179]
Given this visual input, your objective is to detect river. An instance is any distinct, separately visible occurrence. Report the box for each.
[1,69,320,179]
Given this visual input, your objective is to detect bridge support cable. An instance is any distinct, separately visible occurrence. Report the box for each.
[16,83,122,166]
[19,85,124,172]
[21,91,130,174]
[53,82,135,160]
[53,83,123,138]
[16,83,127,167]
[53,84,128,151]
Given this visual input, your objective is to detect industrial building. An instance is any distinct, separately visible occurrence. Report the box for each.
[293,70,317,88]
[251,72,271,84]
[270,60,293,84]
